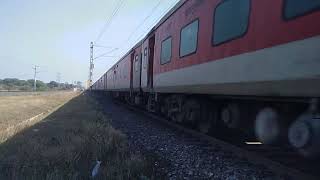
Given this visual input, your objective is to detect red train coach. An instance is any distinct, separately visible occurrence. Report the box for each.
[154,0,320,96]
[97,0,320,158]
[92,72,107,91]
[106,48,133,100]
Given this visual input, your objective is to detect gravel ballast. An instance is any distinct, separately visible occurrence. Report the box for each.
[96,94,284,180]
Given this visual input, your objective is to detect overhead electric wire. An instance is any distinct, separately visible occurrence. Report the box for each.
[93,44,114,49]
[95,55,120,60]
[94,0,126,43]
[92,0,162,63]
[94,48,119,60]
[116,0,177,58]
[122,0,179,53]
[95,0,124,42]
[125,0,162,43]
[92,0,178,69]
[93,0,161,60]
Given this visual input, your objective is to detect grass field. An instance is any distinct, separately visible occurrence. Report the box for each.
[0,91,77,142]
[0,92,157,179]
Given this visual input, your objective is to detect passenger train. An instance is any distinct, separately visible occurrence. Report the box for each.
[91,0,320,158]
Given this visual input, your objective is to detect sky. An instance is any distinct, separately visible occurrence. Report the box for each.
[0,0,179,85]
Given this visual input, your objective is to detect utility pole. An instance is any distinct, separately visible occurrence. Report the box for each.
[86,42,117,89]
[32,65,40,91]
[56,73,61,89]
[88,42,94,88]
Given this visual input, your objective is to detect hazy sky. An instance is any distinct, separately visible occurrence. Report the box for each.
[0,0,179,84]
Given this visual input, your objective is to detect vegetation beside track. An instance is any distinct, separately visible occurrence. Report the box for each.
[0,92,156,179]
[0,78,79,91]
[0,91,77,142]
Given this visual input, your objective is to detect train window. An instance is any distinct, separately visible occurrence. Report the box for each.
[213,0,250,45]
[160,37,172,65]
[135,55,139,72]
[283,0,320,20]
[180,19,199,57]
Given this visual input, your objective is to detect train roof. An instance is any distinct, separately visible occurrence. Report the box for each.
[153,0,186,31]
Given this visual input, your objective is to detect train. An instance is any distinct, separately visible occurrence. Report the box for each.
[91,0,320,158]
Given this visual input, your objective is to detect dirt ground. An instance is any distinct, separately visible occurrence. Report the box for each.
[0,92,156,179]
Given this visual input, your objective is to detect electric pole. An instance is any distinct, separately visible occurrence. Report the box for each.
[33,65,40,91]
[87,42,94,88]
[87,42,117,88]
[56,73,61,88]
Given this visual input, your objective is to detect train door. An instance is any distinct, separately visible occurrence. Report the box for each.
[113,67,116,89]
[147,35,155,89]
[104,74,107,90]
[139,52,143,87]
[130,52,134,90]
[141,40,149,90]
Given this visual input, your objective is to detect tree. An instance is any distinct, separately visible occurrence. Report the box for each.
[35,80,47,91]
[76,81,82,88]
[0,78,80,91]
[47,81,59,89]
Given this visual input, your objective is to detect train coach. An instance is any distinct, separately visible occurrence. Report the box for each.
[92,0,320,158]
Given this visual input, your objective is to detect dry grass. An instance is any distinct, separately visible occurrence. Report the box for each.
[0,91,77,129]
[0,93,156,180]
[0,91,77,143]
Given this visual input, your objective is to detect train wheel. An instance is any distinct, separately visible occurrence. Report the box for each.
[255,108,283,145]
[160,99,169,117]
[221,104,241,129]
[183,99,201,127]
[288,113,320,158]
[197,103,216,134]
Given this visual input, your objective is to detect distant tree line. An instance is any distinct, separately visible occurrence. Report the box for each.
[0,78,80,91]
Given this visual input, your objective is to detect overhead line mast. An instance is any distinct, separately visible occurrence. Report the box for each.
[88,42,94,88]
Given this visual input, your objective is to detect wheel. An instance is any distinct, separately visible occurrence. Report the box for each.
[221,104,241,129]
[288,113,320,158]
[160,99,169,117]
[197,103,216,134]
[183,99,201,127]
[146,95,155,112]
[255,108,283,145]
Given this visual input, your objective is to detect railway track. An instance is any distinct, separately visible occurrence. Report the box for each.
[111,98,319,180]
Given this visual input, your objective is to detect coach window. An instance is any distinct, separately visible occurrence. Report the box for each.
[160,37,172,65]
[135,55,139,72]
[213,0,250,45]
[180,19,199,57]
[283,0,320,20]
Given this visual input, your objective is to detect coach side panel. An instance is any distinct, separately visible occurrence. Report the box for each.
[115,55,131,91]
[152,0,320,97]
